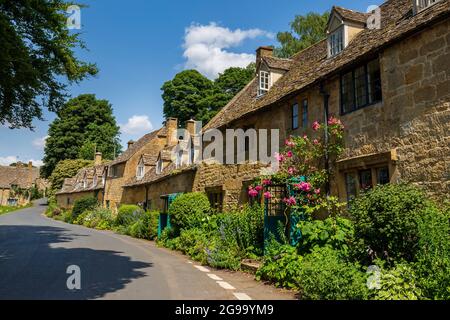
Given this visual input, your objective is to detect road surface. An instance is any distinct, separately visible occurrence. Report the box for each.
[0,200,294,300]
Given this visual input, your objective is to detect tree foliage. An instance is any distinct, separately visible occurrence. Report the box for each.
[48,159,93,195]
[41,94,121,177]
[0,0,98,129]
[161,64,255,125]
[274,12,330,58]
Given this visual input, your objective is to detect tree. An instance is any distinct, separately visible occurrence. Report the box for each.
[274,12,330,58]
[41,94,121,178]
[162,64,255,125]
[48,159,93,196]
[0,0,98,129]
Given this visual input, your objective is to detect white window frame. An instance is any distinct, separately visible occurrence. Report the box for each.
[176,150,184,169]
[415,0,442,13]
[102,172,106,186]
[93,175,98,187]
[328,27,344,57]
[156,157,163,174]
[136,163,145,180]
[258,70,271,97]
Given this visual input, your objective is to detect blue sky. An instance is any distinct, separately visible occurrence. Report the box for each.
[0,0,383,166]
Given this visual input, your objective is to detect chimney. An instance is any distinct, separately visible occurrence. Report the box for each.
[127,140,135,149]
[94,152,102,166]
[165,118,178,146]
[186,119,197,138]
[256,46,274,66]
[28,161,33,187]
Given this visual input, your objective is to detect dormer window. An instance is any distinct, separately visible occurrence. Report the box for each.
[83,178,87,189]
[415,0,442,13]
[136,162,145,180]
[328,27,344,57]
[102,172,106,186]
[258,71,271,96]
[93,175,98,187]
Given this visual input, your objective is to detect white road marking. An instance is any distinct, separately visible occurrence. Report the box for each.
[233,293,252,300]
[194,265,210,273]
[207,274,223,281]
[217,281,235,290]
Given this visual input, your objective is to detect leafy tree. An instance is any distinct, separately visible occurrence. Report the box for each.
[0,0,98,129]
[275,12,330,58]
[41,94,121,177]
[162,64,255,125]
[48,159,93,195]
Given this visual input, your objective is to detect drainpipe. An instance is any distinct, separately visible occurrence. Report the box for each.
[102,167,108,206]
[320,83,331,196]
[144,185,149,211]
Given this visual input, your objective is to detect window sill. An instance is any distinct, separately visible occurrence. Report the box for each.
[340,100,383,116]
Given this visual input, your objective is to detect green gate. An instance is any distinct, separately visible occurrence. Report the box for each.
[158,193,182,237]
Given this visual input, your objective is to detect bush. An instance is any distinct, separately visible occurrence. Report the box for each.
[256,240,303,289]
[169,193,211,233]
[371,263,423,300]
[297,216,354,255]
[350,184,436,263]
[115,205,144,226]
[128,211,159,240]
[296,247,369,300]
[414,207,450,300]
[72,196,98,220]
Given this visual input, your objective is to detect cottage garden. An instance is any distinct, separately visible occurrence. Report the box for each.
[46,118,450,300]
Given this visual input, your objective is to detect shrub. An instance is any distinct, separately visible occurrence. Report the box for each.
[177,228,210,263]
[350,184,436,263]
[169,193,211,233]
[297,216,354,255]
[128,211,160,240]
[256,240,303,289]
[414,207,450,300]
[371,263,423,300]
[115,205,144,226]
[296,247,369,300]
[72,196,98,220]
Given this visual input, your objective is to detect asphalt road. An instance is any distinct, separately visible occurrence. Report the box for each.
[0,200,294,300]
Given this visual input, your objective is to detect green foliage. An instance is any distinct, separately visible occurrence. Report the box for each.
[0,0,98,129]
[161,65,255,125]
[350,184,438,263]
[41,94,121,177]
[128,211,160,240]
[72,196,98,221]
[168,193,211,233]
[48,159,93,195]
[115,205,144,227]
[298,216,354,255]
[414,207,450,300]
[256,240,303,289]
[372,263,423,300]
[275,11,330,58]
[75,207,114,230]
[0,204,31,215]
[297,247,369,300]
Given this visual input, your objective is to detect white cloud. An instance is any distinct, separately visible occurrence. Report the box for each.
[0,156,43,167]
[0,156,18,166]
[121,115,154,136]
[183,22,274,79]
[32,136,49,150]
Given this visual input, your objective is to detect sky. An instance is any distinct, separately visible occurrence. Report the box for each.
[0,0,383,167]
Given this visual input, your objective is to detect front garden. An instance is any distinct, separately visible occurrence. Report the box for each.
[46,118,450,300]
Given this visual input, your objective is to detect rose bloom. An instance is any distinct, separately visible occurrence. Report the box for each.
[285,139,296,148]
[262,179,272,186]
[264,192,272,199]
[312,121,321,131]
[275,152,285,163]
[255,185,263,192]
[288,167,296,175]
[248,189,259,198]
[286,151,293,158]
[315,188,321,195]
[313,139,319,145]
[283,196,297,206]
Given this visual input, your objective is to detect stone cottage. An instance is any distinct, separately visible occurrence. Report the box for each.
[123,0,449,212]
[0,162,41,206]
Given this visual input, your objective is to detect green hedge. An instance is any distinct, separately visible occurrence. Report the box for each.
[168,193,211,233]
[72,196,98,220]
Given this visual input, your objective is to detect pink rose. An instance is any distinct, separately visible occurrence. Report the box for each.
[312,121,321,131]
[275,152,285,163]
[315,188,321,195]
[264,192,272,199]
[262,179,272,186]
[283,196,297,206]
[285,139,296,148]
[248,189,259,198]
[286,151,293,158]
[313,139,319,145]
[255,185,263,192]
[288,167,296,175]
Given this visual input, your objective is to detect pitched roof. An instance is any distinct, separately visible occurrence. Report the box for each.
[205,0,450,130]
[262,56,295,71]
[108,129,162,166]
[56,163,108,195]
[141,154,157,166]
[333,6,370,24]
[0,165,39,189]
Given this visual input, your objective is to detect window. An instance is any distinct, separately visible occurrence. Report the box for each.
[359,169,373,191]
[343,166,390,202]
[415,0,442,13]
[93,175,98,187]
[102,172,106,186]
[340,59,382,114]
[189,141,195,165]
[207,188,224,213]
[110,166,118,178]
[258,71,270,96]
[156,157,163,174]
[302,99,308,128]
[83,178,87,189]
[176,150,183,169]
[292,104,299,130]
[377,166,390,185]
[136,163,145,179]
[345,173,358,202]
[328,27,344,57]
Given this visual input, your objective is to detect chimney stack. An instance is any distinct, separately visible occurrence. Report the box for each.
[127,140,135,149]
[256,46,274,66]
[94,152,102,166]
[165,118,179,146]
[186,119,198,138]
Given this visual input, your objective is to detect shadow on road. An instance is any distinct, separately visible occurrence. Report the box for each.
[0,225,153,300]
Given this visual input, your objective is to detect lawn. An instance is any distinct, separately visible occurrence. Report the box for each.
[0,205,30,216]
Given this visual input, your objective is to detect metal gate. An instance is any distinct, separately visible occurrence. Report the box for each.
[157,193,181,237]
